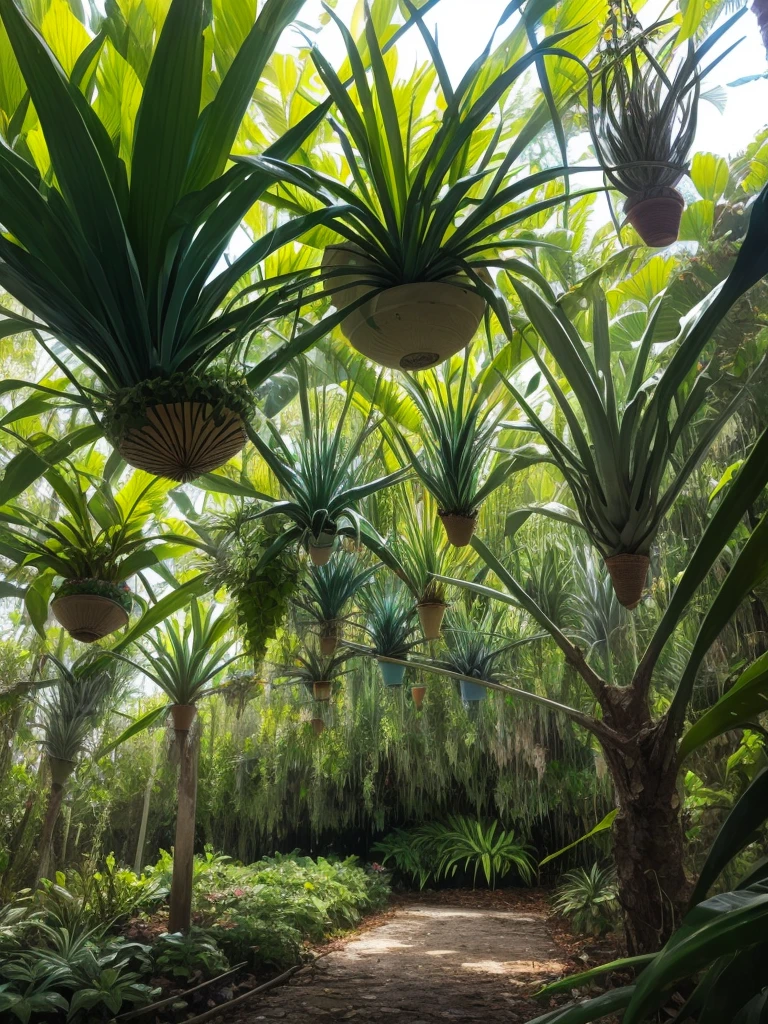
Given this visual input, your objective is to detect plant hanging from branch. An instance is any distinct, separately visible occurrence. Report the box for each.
[0,0,346,482]
[589,1,745,246]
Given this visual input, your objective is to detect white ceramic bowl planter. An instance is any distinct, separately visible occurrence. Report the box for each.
[323,245,486,371]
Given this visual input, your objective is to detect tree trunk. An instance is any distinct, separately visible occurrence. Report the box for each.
[601,717,687,955]
[168,728,199,934]
[2,792,36,885]
[134,748,158,875]
[36,784,65,884]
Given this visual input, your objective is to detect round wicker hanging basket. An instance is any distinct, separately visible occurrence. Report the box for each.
[322,245,486,371]
[439,512,477,548]
[48,756,76,788]
[604,553,650,610]
[169,704,197,732]
[417,601,447,640]
[117,401,246,483]
[624,189,684,247]
[411,685,426,710]
[51,593,129,643]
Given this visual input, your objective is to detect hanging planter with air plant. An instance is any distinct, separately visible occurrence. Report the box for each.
[251,6,595,370]
[246,362,409,570]
[279,646,353,705]
[589,2,745,246]
[359,578,422,686]
[0,467,204,642]
[390,353,541,548]
[294,554,378,656]
[0,0,349,483]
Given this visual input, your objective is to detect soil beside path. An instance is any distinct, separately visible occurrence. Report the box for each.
[230,891,569,1023]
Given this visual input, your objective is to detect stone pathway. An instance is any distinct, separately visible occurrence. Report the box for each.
[231,902,567,1023]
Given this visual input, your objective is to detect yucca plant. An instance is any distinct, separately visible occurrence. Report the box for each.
[0,0,346,481]
[249,363,409,567]
[252,2,593,369]
[277,645,353,704]
[294,554,378,654]
[0,466,205,641]
[590,2,744,245]
[358,577,421,686]
[390,353,530,547]
[552,864,620,937]
[33,654,125,882]
[501,227,768,608]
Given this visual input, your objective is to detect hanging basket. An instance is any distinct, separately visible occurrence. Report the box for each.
[439,512,477,548]
[411,685,427,710]
[51,592,129,643]
[48,756,76,788]
[624,189,684,247]
[116,402,246,483]
[311,717,325,737]
[417,601,447,640]
[323,245,485,371]
[605,553,650,610]
[460,679,488,702]
[313,681,332,702]
[169,704,197,732]
[380,661,407,687]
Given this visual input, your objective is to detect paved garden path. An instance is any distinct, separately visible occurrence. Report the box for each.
[231,899,567,1023]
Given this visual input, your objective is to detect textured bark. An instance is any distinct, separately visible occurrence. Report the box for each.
[602,728,687,954]
[168,729,199,934]
[36,784,65,884]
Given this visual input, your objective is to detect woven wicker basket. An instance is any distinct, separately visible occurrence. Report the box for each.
[313,681,332,702]
[624,189,684,247]
[51,593,129,643]
[605,553,650,610]
[117,401,246,483]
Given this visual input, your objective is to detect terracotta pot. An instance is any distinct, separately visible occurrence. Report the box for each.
[460,679,487,702]
[51,592,129,643]
[411,685,427,710]
[311,717,326,737]
[624,189,684,247]
[48,756,76,788]
[417,601,447,640]
[604,553,650,610]
[439,512,477,548]
[380,661,407,687]
[169,704,197,732]
[117,401,246,483]
[313,681,332,702]
[319,621,341,656]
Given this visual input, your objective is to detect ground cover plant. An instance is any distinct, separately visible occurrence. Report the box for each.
[0,0,767,1020]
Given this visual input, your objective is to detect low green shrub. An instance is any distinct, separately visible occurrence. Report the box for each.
[151,929,230,980]
[373,815,536,889]
[552,863,620,937]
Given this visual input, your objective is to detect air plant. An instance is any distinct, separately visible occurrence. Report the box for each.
[437,604,527,701]
[278,645,353,702]
[294,554,378,654]
[589,1,745,245]
[358,578,421,686]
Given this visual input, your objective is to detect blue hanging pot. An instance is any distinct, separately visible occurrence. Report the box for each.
[380,661,407,687]
[460,679,487,702]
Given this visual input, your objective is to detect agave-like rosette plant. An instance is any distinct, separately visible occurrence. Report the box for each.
[499,201,768,608]
[248,362,409,567]
[0,0,349,478]
[359,578,421,660]
[294,553,378,650]
[249,1,597,368]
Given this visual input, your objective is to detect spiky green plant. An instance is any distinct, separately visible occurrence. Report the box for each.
[294,555,378,631]
[552,864,620,937]
[359,578,420,659]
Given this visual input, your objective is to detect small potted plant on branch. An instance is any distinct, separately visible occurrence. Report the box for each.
[294,554,378,655]
[359,578,421,686]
